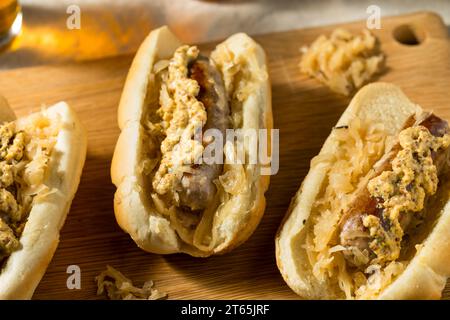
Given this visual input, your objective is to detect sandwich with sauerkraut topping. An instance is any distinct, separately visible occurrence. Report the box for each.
[0,99,87,299]
[276,83,450,299]
[111,26,272,256]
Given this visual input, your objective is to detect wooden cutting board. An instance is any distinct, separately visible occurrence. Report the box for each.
[0,11,449,300]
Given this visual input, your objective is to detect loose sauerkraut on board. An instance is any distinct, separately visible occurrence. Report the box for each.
[300,28,385,96]
[96,265,167,300]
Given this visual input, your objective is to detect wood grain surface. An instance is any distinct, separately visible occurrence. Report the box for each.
[0,11,449,299]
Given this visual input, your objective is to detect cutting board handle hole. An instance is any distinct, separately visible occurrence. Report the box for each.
[393,24,425,46]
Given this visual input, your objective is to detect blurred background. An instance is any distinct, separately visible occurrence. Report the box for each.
[0,0,449,69]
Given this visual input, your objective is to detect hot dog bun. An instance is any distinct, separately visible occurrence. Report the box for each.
[0,101,87,299]
[111,26,272,256]
[276,83,450,299]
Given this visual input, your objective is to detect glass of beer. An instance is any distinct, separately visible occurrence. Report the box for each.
[0,0,22,48]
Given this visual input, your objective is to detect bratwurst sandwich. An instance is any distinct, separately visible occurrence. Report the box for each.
[111,26,272,256]
[0,100,87,299]
[276,83,450,299]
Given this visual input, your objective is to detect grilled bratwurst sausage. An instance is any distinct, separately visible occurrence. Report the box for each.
[339,114,450,266]
[176,56,230,211]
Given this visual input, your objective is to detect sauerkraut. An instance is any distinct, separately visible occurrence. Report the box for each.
[0,112,59,262]
[305,117,393,298]
[300,28,385,96]
[96,265,166,300]
[211,40,268,128]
